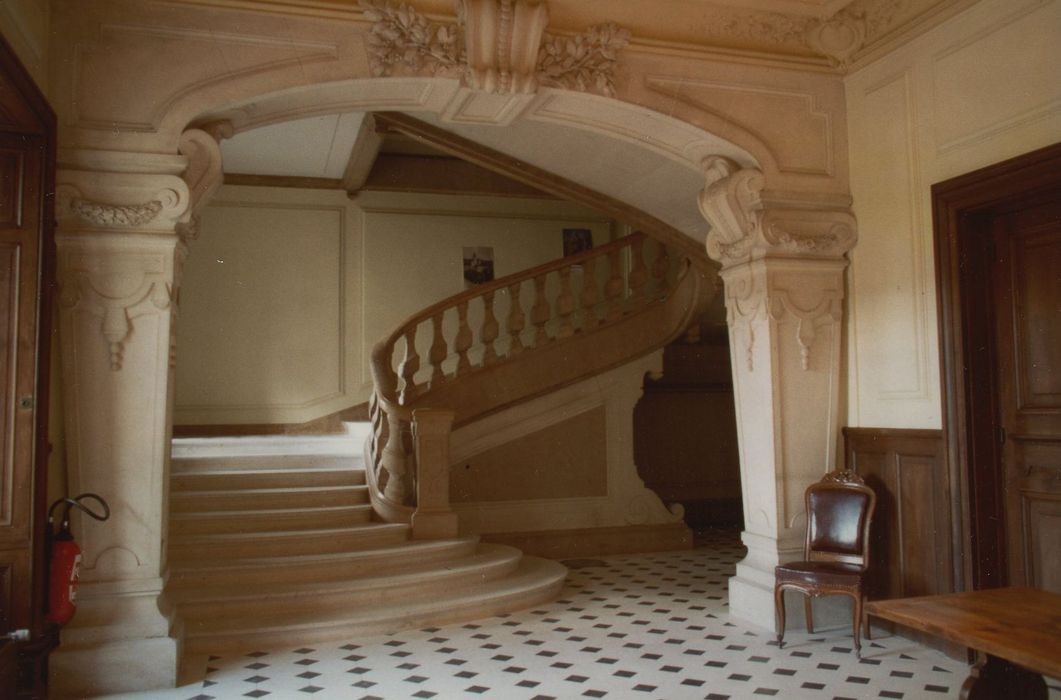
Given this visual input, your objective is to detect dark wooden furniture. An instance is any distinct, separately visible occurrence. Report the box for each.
[774,470,877,656]
[865,587,1061,700]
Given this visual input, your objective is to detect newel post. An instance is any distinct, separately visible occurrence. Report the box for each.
[410,408,459,539]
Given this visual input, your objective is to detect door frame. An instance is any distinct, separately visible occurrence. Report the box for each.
[932,142,1061,592]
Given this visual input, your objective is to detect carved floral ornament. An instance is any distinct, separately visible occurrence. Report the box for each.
[358,0,906,89]
[359,0,630,96]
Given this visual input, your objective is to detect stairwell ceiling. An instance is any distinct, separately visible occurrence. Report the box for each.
[219,111,711,245]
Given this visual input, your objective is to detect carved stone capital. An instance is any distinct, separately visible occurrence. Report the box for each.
[699,156,856,267]
[57,154,192,234]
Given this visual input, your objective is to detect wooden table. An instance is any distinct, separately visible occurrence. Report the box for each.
[865,587,1061,700]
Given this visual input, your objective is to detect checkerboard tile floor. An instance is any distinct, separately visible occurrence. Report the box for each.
[100,530,1060,700]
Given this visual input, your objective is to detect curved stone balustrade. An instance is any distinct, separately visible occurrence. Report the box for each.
[365,232,714,536]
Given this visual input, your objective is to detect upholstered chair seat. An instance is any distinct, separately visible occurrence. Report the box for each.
[774,470,877,656]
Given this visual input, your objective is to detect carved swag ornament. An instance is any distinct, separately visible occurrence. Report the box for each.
[359,0,630,95]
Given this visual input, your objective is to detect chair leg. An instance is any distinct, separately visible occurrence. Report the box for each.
[803,595,814,634]
[852,593,863,658]
[863,605,872,641]
[774,585,786,649]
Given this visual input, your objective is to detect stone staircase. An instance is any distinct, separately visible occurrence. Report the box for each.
[165,430,566,652]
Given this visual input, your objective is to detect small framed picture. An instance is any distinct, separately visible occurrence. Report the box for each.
[463,246,494,287]
[562,228,593,257]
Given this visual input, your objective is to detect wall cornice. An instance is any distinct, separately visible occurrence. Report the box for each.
[162,0,976,72]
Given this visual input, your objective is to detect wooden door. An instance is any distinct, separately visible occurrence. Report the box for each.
[0,33,55,699]
[990,195,1061,591]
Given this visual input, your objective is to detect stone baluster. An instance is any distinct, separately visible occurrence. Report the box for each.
[398,327,420,404]
[652,239,671,296]
[556,265,576,338]
[531,273,551,346]
[507,281,526,356]
[454,300,473,376]
[604,248,624,322]
[480,290,499,366]
[381,411,411,505]
[410,408,459,539]
[628,237,649,304]
[579,255,601,331]
[428,312,448,388]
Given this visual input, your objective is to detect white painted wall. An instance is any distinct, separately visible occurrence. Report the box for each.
[175,186,613,424]
[844,0,1061,429]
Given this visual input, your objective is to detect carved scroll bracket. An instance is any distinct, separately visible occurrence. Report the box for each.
[700,155,857,268]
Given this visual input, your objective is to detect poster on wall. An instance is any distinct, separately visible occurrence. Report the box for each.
[562,228,593,257]
[463,246,494,288]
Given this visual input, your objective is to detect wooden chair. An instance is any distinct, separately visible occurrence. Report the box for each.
[774,469,876,656]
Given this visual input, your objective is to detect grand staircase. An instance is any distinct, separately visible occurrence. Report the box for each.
[166,432,565,652]
[165,231,713,652]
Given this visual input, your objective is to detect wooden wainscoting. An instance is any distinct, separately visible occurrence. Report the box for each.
[843,428,952,602]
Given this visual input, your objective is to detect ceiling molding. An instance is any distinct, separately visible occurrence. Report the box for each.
[163,0,974,75]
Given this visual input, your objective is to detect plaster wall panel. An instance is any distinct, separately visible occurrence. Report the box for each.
[175,187,611,425]
[175,186,358,425]
[845,0,1061,429]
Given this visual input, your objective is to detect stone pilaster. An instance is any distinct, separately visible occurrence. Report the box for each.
[698,156,856,631]
[49,133,221,696]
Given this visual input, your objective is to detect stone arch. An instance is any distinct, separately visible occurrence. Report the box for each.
[50,2,857,693]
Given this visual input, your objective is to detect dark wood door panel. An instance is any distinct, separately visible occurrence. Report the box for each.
[1022,494,1061,592]
[1008,224,1061,413]
[0,549,29,632]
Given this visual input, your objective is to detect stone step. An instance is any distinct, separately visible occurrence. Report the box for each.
[174,544,522,621]
[168,504,373,536]
[167,535,476,589]
[182,556,567,653]
[170,485,368,513]
[171,454,362,473]
[168,522,410,563]
[172,468,365,492]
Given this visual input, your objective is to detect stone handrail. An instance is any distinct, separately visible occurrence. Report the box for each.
[365,232,710,536]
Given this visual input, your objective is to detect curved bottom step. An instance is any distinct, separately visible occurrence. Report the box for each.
[183,556,567,653]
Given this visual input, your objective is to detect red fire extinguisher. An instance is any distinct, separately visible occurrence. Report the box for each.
[45,493,109,626]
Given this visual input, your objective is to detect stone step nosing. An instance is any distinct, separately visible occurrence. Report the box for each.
[182,558,566,644]
[173,545,522,609]
[167,538,479,588]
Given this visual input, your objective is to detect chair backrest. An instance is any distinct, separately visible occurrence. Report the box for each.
[804,470,876,569]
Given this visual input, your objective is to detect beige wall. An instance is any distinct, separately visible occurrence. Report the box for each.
[844,0,1061,429]
[0,0,48,90]
[175,185,612,424]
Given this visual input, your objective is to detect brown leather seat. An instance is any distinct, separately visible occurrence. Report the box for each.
[774,470,876,656]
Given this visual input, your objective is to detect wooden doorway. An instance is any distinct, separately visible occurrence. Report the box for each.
[0,32,56,698]
[934,143,1061,592]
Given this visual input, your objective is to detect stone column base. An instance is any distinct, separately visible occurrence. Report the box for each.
[49,580,180,696]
